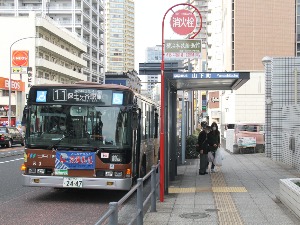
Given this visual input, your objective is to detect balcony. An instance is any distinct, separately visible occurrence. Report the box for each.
[36,38,87,67]
[36,15,85,52]
[36,58,86,81]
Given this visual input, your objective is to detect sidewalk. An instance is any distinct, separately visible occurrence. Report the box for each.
[144,149,300,225]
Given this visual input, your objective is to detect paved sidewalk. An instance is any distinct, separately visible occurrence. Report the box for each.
[144,149,300,225]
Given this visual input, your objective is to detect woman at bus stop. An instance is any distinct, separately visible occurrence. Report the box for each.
[207,122,220,173]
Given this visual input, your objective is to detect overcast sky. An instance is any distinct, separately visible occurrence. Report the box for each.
[134,0,182,71]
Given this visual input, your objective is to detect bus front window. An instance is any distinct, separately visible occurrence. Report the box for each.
[26,105,131,149]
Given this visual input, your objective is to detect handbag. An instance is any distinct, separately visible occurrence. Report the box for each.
[213,148,223,166]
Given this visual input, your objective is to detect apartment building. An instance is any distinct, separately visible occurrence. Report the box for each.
[0,12,87,126]
[105,0,134,73]
[0,0,104,83]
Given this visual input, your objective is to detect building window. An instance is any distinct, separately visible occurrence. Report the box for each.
[2,90,9,96]
[45,73,50,80]
[37,71,43,78]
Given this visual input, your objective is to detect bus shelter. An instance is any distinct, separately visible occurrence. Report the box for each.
[139,63,250,194]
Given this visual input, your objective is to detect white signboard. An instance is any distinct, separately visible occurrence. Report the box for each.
[237,137,256,148]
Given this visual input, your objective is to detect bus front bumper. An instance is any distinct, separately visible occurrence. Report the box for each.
[22,174,132,190]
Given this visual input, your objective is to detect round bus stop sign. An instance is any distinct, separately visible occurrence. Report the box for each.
[170,9,196,35]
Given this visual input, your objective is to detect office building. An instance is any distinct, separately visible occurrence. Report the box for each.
[207,0,295,72]
[0,0,105,83]
[144,45,161,92]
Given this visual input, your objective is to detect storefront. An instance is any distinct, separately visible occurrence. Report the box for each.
[0,77,25,127]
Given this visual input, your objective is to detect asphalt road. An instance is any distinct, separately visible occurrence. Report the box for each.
[0,146,152,225]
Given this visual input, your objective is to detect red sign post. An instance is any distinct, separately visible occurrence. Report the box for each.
[161,4,202,202]
[170,9,196,35]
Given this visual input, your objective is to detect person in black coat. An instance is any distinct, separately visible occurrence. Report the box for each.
[207,122,220,172]
[197,121,209,175]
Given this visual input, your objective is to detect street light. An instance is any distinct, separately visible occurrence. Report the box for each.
[8,37,37,127]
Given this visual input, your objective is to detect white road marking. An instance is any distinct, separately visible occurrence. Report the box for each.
[0,158,23,164]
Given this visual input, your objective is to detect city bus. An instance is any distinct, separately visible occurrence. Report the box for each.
[21,82,159,190]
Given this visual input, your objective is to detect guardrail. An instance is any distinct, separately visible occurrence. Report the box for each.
[94,161,160,225]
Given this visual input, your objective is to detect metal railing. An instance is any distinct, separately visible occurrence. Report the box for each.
[95,161,160,225]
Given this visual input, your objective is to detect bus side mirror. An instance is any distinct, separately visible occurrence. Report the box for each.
[131,111,138,130]
[21,106,28,126]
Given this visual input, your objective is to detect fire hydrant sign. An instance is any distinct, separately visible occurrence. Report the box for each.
[170,9,196,35]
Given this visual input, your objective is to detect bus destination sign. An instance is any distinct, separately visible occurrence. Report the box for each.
[35,88,114,104]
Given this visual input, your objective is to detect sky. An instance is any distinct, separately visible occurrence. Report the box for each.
[134,0,183,71]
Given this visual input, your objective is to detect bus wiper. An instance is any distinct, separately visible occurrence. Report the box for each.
[47,134,66,150]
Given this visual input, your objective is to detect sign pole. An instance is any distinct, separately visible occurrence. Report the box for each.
[160,3,202,202]
[8,37,37,127]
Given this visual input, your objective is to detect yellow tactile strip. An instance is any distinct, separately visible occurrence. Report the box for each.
[211,171,245,225]
[168,186,247,193]
[168,170,246,224]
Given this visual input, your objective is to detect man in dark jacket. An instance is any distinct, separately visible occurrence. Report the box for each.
[197,121,209,175]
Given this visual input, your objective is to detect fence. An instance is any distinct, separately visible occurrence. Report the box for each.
[94,161,160,225]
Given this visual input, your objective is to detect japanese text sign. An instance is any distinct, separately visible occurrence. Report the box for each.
[170,9,196,35]
[12,50,29,67]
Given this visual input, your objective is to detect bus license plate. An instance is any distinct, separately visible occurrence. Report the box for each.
[63,178,83,188]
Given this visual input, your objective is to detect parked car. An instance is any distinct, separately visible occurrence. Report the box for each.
[0,127,25,148]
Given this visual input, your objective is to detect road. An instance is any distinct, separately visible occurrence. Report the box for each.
[0,146,150,225]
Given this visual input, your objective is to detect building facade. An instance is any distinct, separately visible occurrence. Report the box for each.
[204,0,296,131]
[0,12,87,126]
[105,0,134,73]
[0,0,104,83]
[207,0,295,72]
[144,45,161,93]
[263,57,300,169]
[105,70,141,93]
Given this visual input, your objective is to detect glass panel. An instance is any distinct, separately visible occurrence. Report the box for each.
[26,105,131,149]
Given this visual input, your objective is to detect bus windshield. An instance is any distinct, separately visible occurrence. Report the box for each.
[26,104,131,149]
